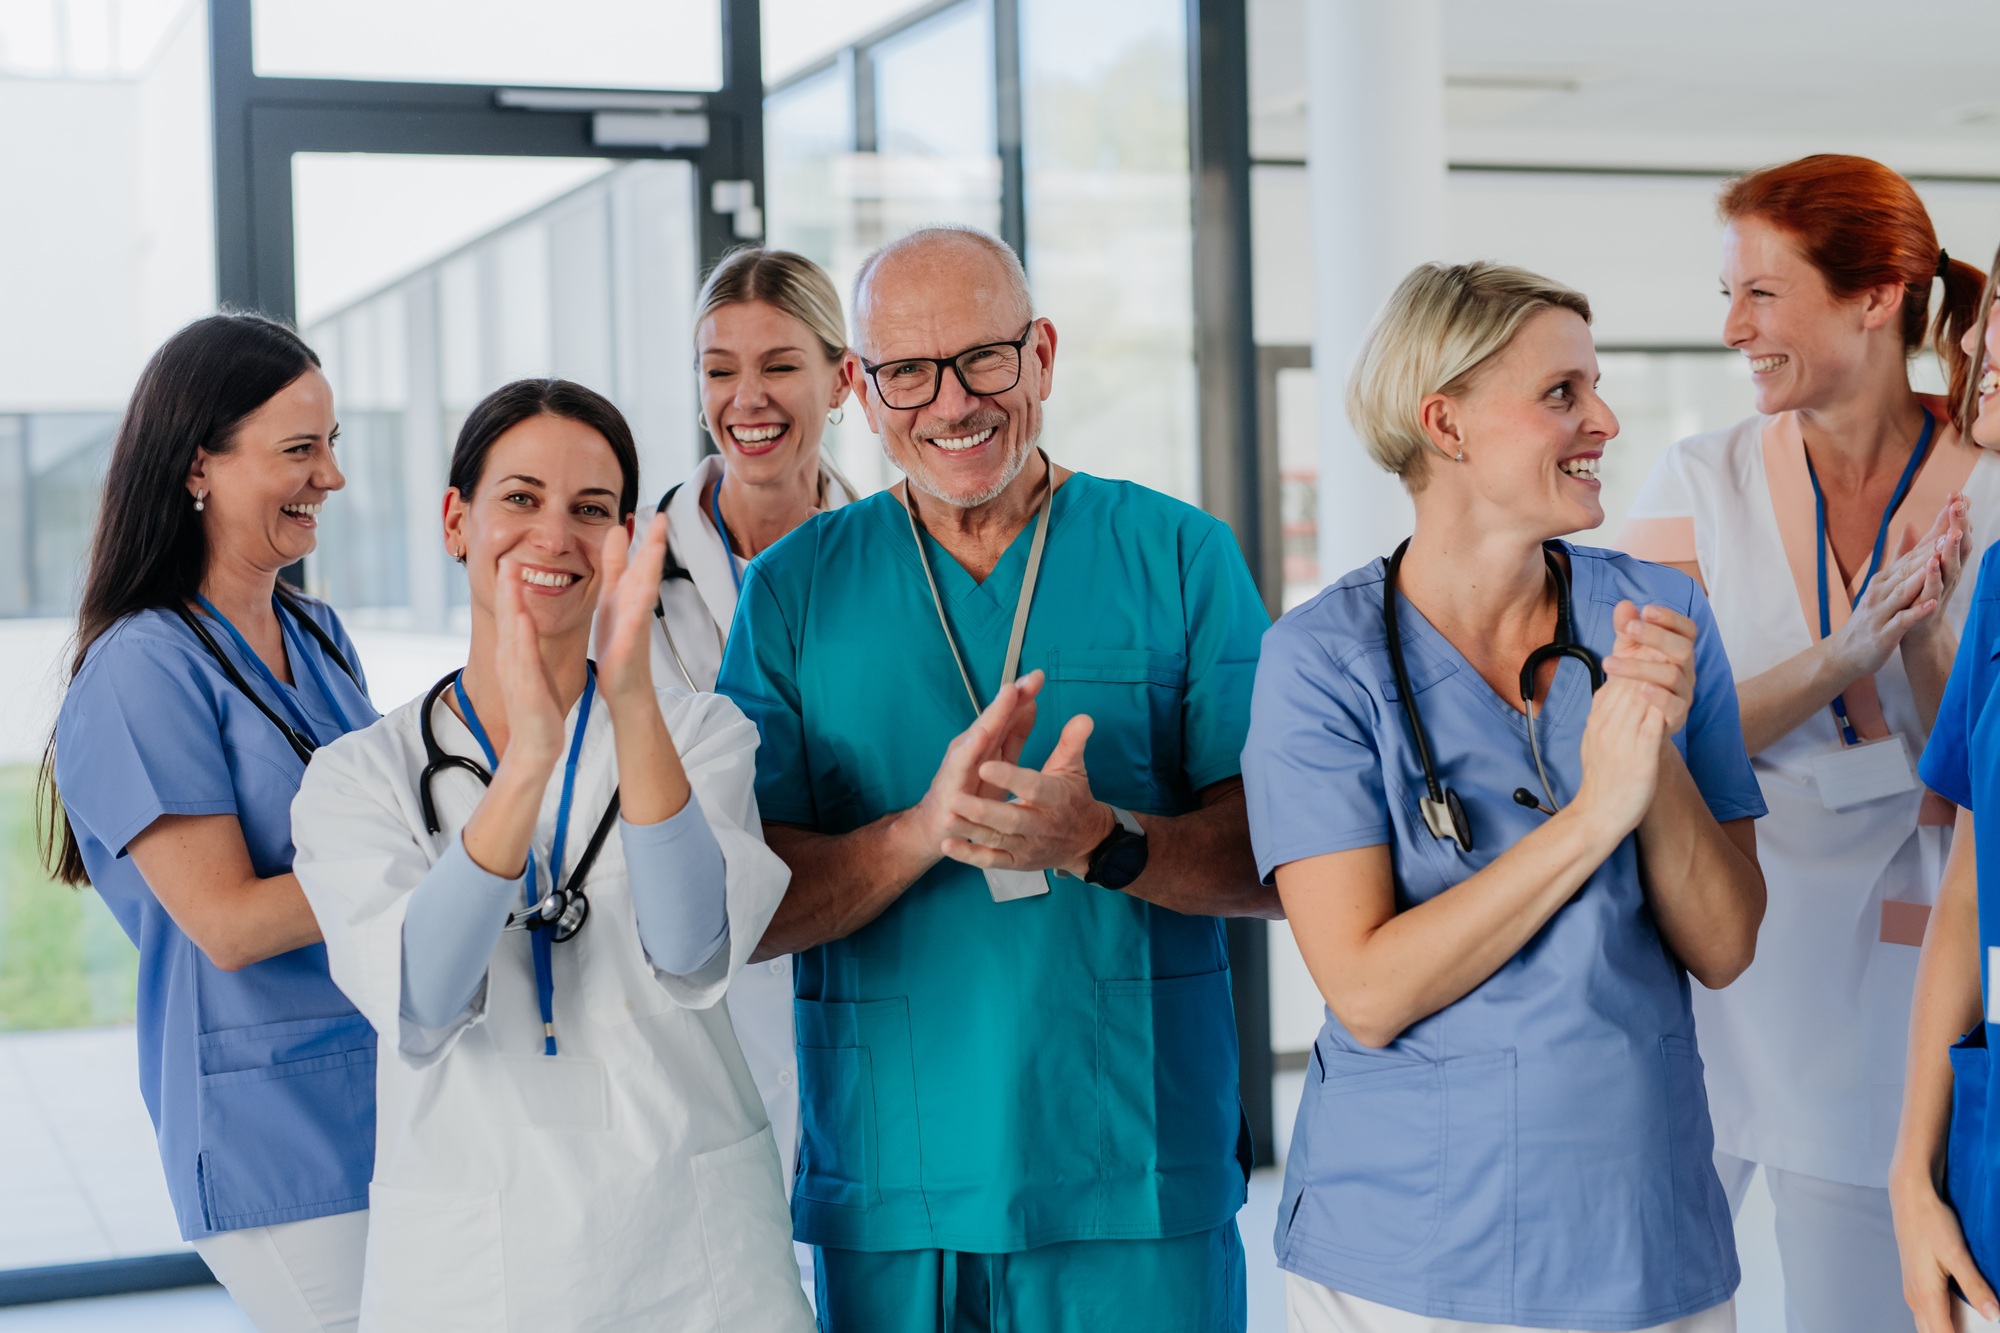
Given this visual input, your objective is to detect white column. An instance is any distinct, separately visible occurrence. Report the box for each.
[1309,0,1446,585]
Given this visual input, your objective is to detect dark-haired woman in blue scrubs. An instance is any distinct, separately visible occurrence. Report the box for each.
[46,313,378,1333]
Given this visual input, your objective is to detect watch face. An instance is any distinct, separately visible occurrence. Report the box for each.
[1090,831,1149,890]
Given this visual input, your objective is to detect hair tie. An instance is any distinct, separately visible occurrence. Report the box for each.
[1937,248,1952,280]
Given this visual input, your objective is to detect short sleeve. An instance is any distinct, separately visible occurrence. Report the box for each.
[1677,578,1768,823]
[1180,521,1273,791]
[1920,545,2000,807]
[715,561,815,827]
[1616,443,1699,566]
[55,631,239,858]
[1240,616,1392,883]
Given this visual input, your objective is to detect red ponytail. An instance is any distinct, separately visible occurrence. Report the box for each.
[1720,154,1986,431]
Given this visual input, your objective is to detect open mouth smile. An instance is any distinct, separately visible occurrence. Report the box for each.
[927,427,996,453]
[281,502,321,526]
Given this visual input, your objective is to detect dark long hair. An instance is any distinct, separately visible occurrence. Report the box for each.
[449,379,641,520]
[40,312,322,885]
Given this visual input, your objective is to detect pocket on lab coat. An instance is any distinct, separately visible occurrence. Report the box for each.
[194,1014,375,1228]
[692,1125,814,1331]
[358,1184,506,1331]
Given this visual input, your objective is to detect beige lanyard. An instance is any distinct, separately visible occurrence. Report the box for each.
[902,455,1053,716]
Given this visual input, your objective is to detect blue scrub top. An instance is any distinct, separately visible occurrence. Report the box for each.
[1919,542,2000,1284]
[1242,544,1765,1331]
[54,599,379,1239]
[718,473,1269,1254]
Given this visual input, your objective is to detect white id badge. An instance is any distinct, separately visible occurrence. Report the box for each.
[1810,734,1918,811]
[985,868,1051,902]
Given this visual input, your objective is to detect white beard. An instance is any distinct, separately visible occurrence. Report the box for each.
[891,431,1036,509]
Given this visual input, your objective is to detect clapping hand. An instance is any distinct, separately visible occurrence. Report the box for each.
[1829,491,1966,680]
[906,670,1044,860]
[493,557,567,774]
[941,713,1111,878]
[594,512,668,706]
[1601,600,1696,735]
[1572,675,1669,841]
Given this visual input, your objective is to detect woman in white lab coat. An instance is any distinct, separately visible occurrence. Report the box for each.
[1620,154,1993,1333]
[291,377,810,1332]
[650,247,858,1189]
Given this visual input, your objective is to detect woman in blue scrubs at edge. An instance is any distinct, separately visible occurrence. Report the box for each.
[43,313,378,1332]
[1242,262,1768,1332]
[1894,242,2000,1333]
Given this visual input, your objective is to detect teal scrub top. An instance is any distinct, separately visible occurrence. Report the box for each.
[717,472,1269,1254]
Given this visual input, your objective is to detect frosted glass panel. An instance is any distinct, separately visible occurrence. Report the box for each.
[252,0,721,90]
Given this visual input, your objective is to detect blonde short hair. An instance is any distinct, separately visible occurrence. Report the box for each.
[1347,262,1592,489]
[694,247,847,362]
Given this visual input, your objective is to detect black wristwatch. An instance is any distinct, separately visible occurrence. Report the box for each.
[1084,805,1148,890]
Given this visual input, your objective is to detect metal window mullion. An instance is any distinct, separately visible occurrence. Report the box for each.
[993,0,1025,262]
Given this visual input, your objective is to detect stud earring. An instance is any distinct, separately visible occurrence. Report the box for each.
[696,411,710,434]
[193,490,206,512]
[826,407,845,426]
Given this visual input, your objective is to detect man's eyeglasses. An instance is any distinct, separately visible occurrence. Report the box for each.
[861,325,1035,411]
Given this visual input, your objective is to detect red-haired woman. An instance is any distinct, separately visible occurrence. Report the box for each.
[1620,154,1994,1332]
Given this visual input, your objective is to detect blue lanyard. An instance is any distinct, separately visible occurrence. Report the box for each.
[194,594,352,743]
[709,481,746,597]
[1805,408,1935,746]
[451,667,596,1056]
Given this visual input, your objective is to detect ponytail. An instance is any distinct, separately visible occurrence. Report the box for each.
[1940,252,1988,433]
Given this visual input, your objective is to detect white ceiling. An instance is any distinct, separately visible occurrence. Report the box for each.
[1251,0,2000,175]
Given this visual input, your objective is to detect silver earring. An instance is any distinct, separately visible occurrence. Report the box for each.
[697,411,710,433]
[193,490,206,512]
[1455,451,1466,462]
[826,407,845,426]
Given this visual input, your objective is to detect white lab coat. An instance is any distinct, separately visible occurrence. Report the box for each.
[291,682,811,1333]
[646,450,857,1188]
[1619,399,2000,1188]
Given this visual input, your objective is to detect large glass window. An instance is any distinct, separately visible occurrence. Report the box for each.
[250,0,723,90]
[1022,0,1196,501]
[301,158,701,628]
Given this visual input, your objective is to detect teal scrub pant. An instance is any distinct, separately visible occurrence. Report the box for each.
[812,1222,1246,1333]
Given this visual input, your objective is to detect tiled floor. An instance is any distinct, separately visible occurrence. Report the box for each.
[0,1029,183,1271]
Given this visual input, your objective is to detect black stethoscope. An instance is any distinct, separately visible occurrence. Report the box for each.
[415,668,621,942]
[1384,538,1605,853]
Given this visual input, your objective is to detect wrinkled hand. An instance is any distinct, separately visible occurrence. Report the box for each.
[494,559,566,773]
[902,670,1044,858]
[1892,1172,1999,1333]
[1572,676,1668,842]
[1601,601,1696,735]
[941,714,1114,877]
[594,512,668,705]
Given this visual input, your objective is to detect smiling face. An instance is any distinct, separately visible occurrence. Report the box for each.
[189,367,343,574]
[698,299,851,487]
[1423,307,1617,538]
[442,413,631,644]
[1962,285,2000,449]
[849,238,1055,509]
[1721,214,1904,415]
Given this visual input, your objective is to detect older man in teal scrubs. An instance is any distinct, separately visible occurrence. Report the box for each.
[716,225,1276,1332]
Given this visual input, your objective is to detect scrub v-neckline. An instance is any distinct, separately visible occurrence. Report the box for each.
[884,477,1077,637]
[1388,543,1597,735]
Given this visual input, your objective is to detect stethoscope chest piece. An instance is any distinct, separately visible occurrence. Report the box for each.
[1419,788,1473,853]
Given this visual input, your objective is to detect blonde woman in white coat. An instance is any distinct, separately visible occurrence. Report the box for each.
[293,378,809,1332]
[649,248,858,1196]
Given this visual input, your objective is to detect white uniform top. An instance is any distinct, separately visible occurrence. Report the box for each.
[1618,398,1999,1188]
[292,683,811,1333]
[647,450,857,1188]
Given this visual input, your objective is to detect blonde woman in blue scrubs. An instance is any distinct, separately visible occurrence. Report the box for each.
[47,314,377,1332]
[1243,263,1767,1331]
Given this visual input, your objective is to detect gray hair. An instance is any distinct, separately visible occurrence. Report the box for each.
[850,226,1033,348]
[1348,261,1592,490]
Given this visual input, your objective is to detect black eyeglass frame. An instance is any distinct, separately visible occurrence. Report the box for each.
[860,323,1037,411]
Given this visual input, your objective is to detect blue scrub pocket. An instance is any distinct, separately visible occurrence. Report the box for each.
[1285,1043,1515,1289]
[1662,1035,1733,1298]
[194,1014,375,1230]
[1095,970,1245,1232]
[1048,649,1186,809]
[794,996,924,1225]
[1948,1026,2000,1284]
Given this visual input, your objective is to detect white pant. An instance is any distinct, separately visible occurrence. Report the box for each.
[1284,1274,1733,1333]
[1714,1151,1914,1333]
[193,1208,368,1333]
